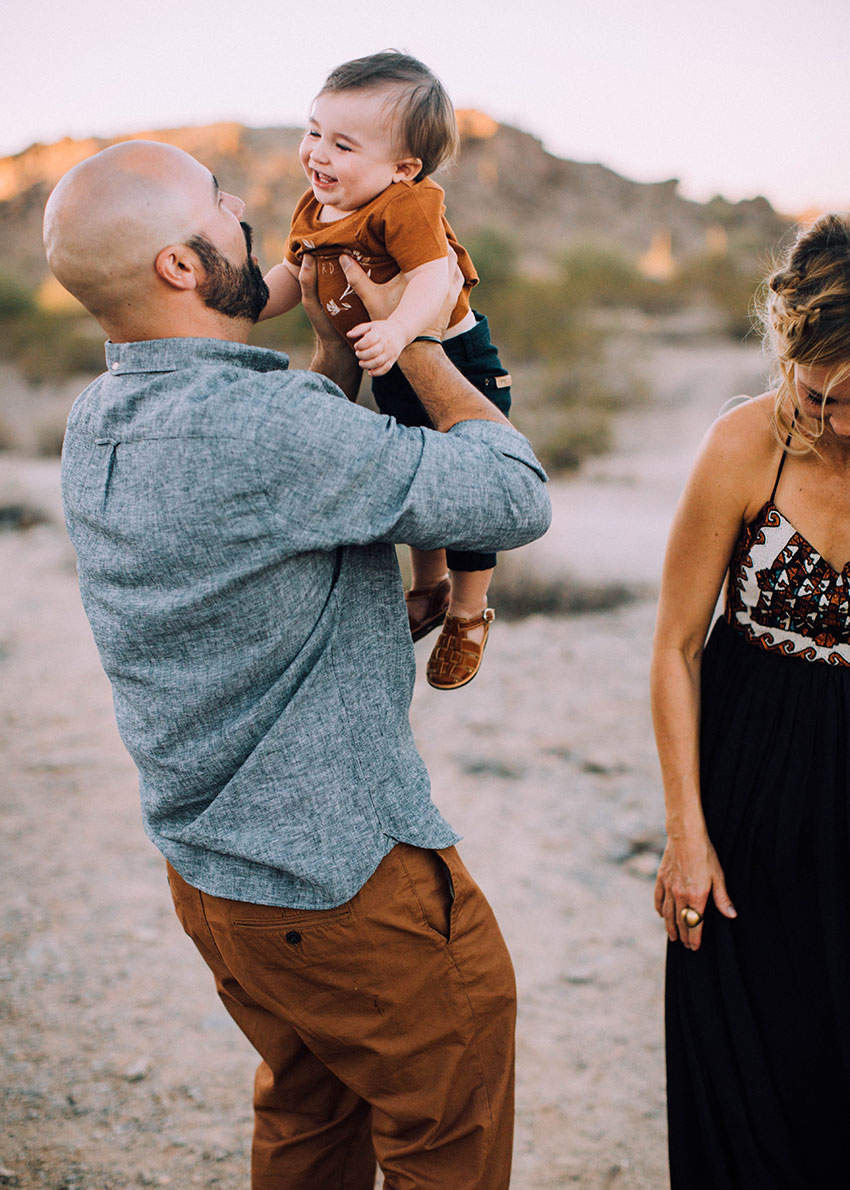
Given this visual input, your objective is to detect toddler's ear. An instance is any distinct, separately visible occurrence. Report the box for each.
[393,157,422,183]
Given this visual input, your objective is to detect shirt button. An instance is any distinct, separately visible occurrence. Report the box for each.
[111,362,120,370]
[285,930,301,946]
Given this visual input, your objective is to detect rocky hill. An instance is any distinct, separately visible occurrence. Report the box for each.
[0,114,791,294]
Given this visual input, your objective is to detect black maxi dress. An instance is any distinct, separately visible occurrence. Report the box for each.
[666,465,850,1188]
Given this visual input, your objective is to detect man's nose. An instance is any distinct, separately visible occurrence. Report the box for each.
[221,191,246,219]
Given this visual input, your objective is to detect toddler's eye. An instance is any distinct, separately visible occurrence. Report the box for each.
[336,142,353,152]
[306,130,319,139]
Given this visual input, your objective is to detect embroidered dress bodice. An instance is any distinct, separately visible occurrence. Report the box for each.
[725,499,850,667]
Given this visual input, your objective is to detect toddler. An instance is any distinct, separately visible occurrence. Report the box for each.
[261,50,512,690]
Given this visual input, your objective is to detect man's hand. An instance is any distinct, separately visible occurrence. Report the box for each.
[348,318,408,377]
[299,253,344,347]
[340,250,464,353]
[300,254,361,401]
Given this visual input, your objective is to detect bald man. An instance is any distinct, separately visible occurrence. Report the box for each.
[46,141,550,1190]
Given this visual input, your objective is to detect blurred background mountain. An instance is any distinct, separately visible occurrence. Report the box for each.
[0,115,792,469]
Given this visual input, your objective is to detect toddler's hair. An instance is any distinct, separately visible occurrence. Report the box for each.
[759,213,850,450]
[321,50,459,180]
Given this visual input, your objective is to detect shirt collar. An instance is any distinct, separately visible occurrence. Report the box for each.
[104,338,291,376]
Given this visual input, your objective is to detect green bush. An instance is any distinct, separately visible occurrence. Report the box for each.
[0,309,105,382]
[0,275,106,382]
[671,255,763,339]
[463,227,519,290]
[0,273,36,319]
[248,303,315,351]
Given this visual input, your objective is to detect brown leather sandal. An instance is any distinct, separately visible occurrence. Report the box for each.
[405,576,451,642]
[426,608,495,690]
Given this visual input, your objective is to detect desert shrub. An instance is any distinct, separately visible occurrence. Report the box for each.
[558,243,685,315]
[0,414,16,452]
[33,417,68,458]
[248,303,315,352]
[671,254,763,339]
[488,276,585,362]
[463,227,519,290]
[0,310,105,382]
[0,273,37,319]
[559,243,641,307]
[513,373,617,473]
[462,227,583,362]
[520,408,611,473]
[0,503,50,531]
[0,276,105,382]
[489,567,637,618]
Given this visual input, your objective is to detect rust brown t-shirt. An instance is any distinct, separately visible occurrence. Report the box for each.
[285,177,478,337]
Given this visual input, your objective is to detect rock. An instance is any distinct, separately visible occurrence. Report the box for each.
[123,1058,150,1082]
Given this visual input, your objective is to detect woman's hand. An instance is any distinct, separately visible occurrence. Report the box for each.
[654,832,737,951]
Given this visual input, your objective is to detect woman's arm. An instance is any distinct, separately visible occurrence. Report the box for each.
[652,398,777,950]
[347,257,450,376]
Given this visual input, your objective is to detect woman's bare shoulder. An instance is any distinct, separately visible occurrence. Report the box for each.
[702,391,781,465]
[689,392,785,520]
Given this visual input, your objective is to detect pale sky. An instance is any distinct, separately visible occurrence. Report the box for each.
[4,0,849,214]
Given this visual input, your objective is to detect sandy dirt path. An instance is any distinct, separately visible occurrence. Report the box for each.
[0,336,765,1188]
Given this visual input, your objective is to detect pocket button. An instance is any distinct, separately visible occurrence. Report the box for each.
[285,930,301,946]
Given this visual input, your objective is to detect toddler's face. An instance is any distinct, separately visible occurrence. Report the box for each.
[300,88,418,214]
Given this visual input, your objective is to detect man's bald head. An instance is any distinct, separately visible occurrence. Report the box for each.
[43,141,230,329]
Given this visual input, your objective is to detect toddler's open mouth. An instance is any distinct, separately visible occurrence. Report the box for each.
[312,170,337,186]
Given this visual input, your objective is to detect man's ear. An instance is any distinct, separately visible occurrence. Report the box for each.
[155,243,200,291]
[392,157,422,183]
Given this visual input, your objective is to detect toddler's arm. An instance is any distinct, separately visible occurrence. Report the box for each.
[348,256,450,376]
[258,260,302,321]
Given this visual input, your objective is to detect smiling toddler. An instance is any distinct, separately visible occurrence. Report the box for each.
[261,51,513,690]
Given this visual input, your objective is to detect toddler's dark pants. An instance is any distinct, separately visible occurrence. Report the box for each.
[371,311,512,572]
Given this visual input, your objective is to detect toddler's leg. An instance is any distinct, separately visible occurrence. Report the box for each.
[405,547,451,642]
[410,546,449,592]
[447,566,493,628]
[426,554,496,691]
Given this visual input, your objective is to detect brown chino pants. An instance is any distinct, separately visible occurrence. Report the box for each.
[167,843,516,1189]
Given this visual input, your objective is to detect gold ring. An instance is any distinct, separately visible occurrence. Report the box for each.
[681,906,703,929]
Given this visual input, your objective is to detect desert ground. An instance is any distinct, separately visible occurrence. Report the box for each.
[0,333,766,1188]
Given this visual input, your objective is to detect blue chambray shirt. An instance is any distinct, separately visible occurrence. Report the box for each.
[61,338,551,907]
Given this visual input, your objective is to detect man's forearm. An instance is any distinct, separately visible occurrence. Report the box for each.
[397,342,512,433]
[309,339,362,403]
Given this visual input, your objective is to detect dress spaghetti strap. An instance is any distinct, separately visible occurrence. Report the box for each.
[769,411,797,504]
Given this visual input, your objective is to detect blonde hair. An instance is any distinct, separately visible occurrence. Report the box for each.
[760,213,850,451]
[321,51,459,180]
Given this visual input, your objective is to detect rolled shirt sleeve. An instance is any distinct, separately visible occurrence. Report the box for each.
[256,373,551,555]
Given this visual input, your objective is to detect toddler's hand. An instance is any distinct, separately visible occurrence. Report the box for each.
[348,319,409,377]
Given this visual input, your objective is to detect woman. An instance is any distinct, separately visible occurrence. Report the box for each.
[652,213,850,1188]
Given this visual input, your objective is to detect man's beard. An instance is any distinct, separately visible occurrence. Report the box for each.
[188,223,270,323]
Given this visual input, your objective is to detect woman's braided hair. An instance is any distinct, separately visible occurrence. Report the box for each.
[761,213,850,450]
